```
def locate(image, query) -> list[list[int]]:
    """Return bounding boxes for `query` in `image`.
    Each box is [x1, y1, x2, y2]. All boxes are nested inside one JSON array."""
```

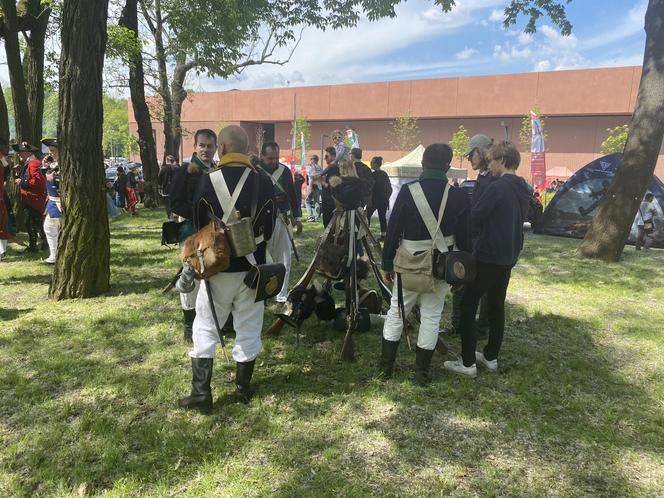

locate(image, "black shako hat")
[[41, 138, 58, 148], [12, 141, 39, 153]]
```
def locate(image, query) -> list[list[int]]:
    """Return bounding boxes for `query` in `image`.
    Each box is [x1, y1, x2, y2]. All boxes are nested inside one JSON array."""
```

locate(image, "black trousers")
[[322, 197, 335, 227], [451, 289, 489, 330], [24, 202, 46, 248], [367, 205, 388, 234], [459, 261, 513, 367]]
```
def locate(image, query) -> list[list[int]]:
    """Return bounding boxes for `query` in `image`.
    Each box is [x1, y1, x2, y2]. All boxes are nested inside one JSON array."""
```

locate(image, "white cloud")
[[196, 0, 507, 91], [533, 60, 552, 72], [456, 47, 479, 60], [582, 0, 646, 50], [488, 9, 504, 22]]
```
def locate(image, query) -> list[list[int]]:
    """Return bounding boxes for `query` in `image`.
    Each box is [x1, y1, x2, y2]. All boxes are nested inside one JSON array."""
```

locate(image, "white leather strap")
[[271, 164, 285, 183], [409, 182, 450, 252], [209, 168, 250, 224]]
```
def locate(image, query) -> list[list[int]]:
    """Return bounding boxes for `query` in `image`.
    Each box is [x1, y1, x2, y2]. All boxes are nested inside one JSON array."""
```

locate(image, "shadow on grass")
[[0, 307, 34, 322], [1, 223, 661, 495]]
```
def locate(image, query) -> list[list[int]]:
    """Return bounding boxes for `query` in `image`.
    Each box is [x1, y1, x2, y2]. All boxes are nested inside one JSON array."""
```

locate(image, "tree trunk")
[[24, 1, 51, 143], [170, 57, 192, 160], [151, 0, 177, 161], [120, 0, 160, 207], [1, 0, 32, 143], [578, 0, 664, 261], [49, 0, 110, 299], [0, 81, 9, 147]]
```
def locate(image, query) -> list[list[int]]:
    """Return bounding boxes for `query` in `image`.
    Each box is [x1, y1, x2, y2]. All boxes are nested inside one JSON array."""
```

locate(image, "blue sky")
[[197, 0, 647, 92]]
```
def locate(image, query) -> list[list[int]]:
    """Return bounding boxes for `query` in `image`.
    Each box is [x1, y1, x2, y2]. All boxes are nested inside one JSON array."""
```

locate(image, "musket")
[[265, 212, 339, 336]]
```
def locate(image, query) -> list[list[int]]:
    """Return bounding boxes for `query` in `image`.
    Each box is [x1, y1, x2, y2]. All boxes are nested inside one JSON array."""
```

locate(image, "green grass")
[[1, 209, 663, 497]]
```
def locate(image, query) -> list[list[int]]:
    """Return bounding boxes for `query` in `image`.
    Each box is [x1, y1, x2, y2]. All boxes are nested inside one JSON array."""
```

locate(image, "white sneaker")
[[475, 351, 498, 372], [444, 359, 477, 378], [44, 257, 56, 264]]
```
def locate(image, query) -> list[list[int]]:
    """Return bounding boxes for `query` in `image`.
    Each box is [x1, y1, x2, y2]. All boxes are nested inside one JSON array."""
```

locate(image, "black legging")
[[24, 202, 46, 248], [367, 205, 388, 234], [459, 261, 513, 366]]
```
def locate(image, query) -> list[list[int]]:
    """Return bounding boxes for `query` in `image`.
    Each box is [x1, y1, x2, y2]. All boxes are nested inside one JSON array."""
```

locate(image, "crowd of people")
[[0, 124, 657, 413], [0, 138, 61, 263], [156, 124, 537, 413]]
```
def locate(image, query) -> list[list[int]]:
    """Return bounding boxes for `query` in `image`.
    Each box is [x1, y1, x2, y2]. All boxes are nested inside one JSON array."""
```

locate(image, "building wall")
[[128, 66, 664, 179]]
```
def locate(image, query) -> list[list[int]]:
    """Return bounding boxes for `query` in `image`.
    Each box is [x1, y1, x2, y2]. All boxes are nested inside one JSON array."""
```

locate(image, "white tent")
[[383, 145, 468, 180]]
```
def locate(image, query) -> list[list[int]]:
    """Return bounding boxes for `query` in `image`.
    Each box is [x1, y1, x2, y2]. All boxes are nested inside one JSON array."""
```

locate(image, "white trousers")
[[179, 279, 201, 311], [382, 278, 449, 350], [43, 215, 60, 262], [178, 240, 200, 310], [266, 216, 291, 301], [190, 272, 264, 362], [0, 239, 6, 254]]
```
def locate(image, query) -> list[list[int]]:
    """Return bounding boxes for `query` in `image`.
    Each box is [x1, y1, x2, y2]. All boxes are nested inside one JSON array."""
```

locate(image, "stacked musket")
[[265, 176, 392, 361]]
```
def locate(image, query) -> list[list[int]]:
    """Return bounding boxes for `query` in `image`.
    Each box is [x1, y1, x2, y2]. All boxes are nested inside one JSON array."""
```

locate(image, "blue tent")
[[536, 153, 664, 248]]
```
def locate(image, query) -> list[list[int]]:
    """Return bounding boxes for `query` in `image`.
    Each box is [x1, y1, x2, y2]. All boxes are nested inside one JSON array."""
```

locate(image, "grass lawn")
[[1, 208, 663, 497]]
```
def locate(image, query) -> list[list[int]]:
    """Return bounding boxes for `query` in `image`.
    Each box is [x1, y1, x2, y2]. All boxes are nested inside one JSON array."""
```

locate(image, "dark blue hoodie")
[[472, 174, 532, 266]]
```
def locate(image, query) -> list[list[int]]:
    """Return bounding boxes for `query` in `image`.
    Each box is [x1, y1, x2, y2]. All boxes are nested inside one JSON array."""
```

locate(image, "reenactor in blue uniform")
[[258, 142, 302, 302]]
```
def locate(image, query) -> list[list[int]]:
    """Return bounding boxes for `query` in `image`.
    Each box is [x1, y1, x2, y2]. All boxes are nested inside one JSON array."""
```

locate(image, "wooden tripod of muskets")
[[265, 208, 397, 361]]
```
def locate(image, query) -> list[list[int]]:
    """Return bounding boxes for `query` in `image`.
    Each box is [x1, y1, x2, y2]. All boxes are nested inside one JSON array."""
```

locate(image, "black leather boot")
[[178, 357, 213, 414], [413, 346, 435, 386], [182, 309, 196, 343], [235, 360, 255, 404], [378, 338, 400, 379]]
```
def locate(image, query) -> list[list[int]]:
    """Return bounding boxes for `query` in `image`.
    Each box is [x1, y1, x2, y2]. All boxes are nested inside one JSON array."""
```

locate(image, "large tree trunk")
[[24, 1, 51, 143], [49, 0, 110, 299], [578, 0, 664, 261], [120, 0, 160, 207], [1, 0, 32, 143]]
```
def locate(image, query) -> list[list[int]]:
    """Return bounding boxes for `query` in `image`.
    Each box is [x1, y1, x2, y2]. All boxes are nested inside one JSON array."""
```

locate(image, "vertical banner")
[[291, 94, 297, 170], [345, 128, 360, 149], [530, 110, 546, 193]]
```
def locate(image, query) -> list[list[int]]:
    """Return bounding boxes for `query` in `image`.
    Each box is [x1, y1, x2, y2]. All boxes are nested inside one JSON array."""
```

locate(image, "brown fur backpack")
[[180, 218, 232, 279]]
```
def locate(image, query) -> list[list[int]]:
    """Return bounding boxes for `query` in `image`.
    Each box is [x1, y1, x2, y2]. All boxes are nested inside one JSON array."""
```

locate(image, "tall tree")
[[1, 0, 32, 142], [578, 0, 664, 260], [387, 113, 420, 154], [118, 0, 160, 207], [23, 0, 52, 143], [50, 0, 110, 299], [450, 125, 470, 167]]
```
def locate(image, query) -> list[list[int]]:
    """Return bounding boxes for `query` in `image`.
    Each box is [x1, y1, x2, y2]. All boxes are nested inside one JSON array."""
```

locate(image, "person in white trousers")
[[259, 142, 302, 302], [178, 125, 276, 414], [41, 139, 61, 264], [379, 143, 471, 386]]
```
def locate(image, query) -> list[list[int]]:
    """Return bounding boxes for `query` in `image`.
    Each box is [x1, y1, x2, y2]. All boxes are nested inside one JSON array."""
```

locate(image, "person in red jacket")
[[13, 141, 47, 252]]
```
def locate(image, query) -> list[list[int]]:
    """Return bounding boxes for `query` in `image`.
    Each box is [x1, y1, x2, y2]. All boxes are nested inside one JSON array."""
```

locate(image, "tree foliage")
[[600, 124, 629, 155], [102, 94, 135, 158], [449, 125, 470, 167], [290, 115, 311, 160], [387, 113, 420, 153], [519, 104, 548, 151]]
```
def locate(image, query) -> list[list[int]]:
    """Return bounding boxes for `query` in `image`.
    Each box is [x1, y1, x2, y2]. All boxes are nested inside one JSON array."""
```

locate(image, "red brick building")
[[129, 66, 664, 180]]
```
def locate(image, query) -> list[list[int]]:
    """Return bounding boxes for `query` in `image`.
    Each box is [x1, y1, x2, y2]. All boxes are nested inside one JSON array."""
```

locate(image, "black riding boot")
[[378, 338, 400, 379], [178, 357, 213, 414], [413, 346, 435, 386], [182, 309, 195, 343], [235, 360, 255, 404]]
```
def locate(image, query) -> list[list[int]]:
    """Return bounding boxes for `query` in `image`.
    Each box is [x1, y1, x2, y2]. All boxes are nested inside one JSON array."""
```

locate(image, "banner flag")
[[345, 129, 360, 149], [530, 110, 546, 192], [300, 131, 306, 167]]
